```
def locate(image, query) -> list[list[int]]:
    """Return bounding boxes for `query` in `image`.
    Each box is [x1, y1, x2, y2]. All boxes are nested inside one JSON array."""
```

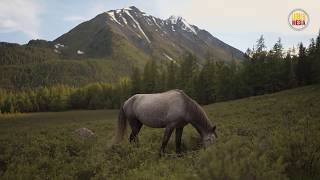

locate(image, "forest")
[[0, 33, 320, 113]]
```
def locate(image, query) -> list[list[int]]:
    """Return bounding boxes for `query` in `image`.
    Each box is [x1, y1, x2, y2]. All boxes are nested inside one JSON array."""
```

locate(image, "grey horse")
[[113, 89, 217, 155]]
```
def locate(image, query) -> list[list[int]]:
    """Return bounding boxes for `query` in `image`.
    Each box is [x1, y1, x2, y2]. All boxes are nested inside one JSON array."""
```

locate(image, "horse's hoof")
[[159, 151, 165, 157]]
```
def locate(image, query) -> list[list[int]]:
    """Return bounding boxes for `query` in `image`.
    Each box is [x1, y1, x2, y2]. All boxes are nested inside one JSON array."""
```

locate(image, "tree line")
[[1, 33, 319, 113]]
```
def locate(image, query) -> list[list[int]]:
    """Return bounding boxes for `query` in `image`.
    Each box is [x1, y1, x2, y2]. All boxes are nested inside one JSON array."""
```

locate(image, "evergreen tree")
[[256, 35, 267, 54], [87, 83, 104, 109], [296, 43, 311, 85], [314, 31, 320, 82], [307, 38, 320, 83], [37, 87, 50, 111], [118, 77, 132, 106], [166, 61, 178, 90], [215, 62, 237, 100], [283, 52, 296, 88], [157, 66, 166, 91], [270, 38, 284, 58], [178, 53, 198, 95], [142, 60, 158, 93], [244, 36, 269, 95], [130, 67, 142, 95], [195, 59, 216, 104], [266, 38, 284, 92]]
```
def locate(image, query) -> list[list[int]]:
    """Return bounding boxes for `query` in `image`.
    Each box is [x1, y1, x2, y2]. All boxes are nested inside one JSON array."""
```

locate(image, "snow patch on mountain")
[[166, 15, 197, 35], [121, 15, 127, 25], [124, 10, 151, 43], [171, 25, 175, 32], [168, 15, 180, 24], [163, 53, 176, 63], [152, 17, 161, 29], [180, 18, 197, 34], [107, 11, 122, 26], [77, 50, 84, 55], [145, 17, 153, 25], [54, 43, 64, 49]]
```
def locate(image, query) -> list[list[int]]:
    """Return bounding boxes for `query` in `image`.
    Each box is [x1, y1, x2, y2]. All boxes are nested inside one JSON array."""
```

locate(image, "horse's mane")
[[177, 90, 213, 131]]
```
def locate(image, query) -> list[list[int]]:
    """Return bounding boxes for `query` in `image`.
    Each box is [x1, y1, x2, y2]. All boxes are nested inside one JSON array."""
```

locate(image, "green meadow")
[[0, 85, 319, 179]]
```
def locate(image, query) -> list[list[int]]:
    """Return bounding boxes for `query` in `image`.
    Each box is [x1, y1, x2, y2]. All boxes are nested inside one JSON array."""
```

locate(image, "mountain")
[[54, 6, 243, 62], [0, 6, 244, 89]]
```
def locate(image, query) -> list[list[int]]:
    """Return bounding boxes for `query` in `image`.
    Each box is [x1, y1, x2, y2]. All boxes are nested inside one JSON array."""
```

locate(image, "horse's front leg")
[[175, 127, 183, 154], [160, 125, 174, 156]]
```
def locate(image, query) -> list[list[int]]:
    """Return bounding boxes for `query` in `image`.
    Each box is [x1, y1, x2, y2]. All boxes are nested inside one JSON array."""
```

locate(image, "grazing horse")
[[113, 89, 217, 155]]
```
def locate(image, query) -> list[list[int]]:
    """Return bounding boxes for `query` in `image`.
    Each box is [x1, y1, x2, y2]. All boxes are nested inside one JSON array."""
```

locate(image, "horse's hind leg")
[[160, 125, 174, 156], [175, 127, 184, 154], [128, 118, 142, 143]]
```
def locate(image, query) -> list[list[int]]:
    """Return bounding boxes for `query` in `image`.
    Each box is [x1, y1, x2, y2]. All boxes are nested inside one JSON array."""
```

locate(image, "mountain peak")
[[167, 15, 183, 24], [106, 6, 142, 14], [166, 15, 197, 34], [128, 6, 139, 11], [54, 6, 244, 62]]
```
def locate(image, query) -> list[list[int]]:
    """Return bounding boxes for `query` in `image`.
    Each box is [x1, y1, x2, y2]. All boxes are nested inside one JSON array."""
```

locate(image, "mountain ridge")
[[0, 6, 245, 89], [53, 6, 244, 62]]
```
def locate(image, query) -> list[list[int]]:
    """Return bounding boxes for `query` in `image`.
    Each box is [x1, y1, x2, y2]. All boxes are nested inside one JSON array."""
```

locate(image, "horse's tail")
[[112, 104, 127, 144]]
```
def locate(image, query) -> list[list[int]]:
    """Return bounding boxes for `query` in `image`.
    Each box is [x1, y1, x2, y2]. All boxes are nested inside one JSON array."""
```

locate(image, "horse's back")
[[124, 90, 186, 128]]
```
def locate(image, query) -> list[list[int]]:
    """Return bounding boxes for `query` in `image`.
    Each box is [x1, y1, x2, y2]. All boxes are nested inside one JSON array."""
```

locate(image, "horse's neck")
[[185, 98, 212, 137], [189, 116, 211, 137]]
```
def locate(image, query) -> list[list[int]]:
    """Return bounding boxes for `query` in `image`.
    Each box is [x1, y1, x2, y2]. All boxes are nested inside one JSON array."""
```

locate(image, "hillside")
[[54, 6, 243, 62], [0, 85, 319, 179], [0, 6, 244, 89]]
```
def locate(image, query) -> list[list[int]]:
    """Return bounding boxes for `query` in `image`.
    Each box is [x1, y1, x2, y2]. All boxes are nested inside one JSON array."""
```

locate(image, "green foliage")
[[2, 34, 320, 114], [0, 85, 319, 179], [177, 53, 199, 95], [142, 60, 159, 93], [197, 137, 287, 180], [130, 67, 142, 95], [194, 59, 216, 104], [0, 42, 58, 65], [0, 81, 132, 113]]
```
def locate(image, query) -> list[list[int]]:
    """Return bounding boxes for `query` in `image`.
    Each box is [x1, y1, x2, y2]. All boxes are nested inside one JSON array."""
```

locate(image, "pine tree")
[[142, 60, 158, 93], [130, 67, 142, 95], [267, 38, 284, 92], [195, 59, 216, 104], [166, 61, 178, 90], [314, 31, 320, 82], [270, 38, 284, 58], [178, 53, 198, 92], [256, 35, 267, 54], [283, 52, 296, 88], [296, 43, 311, 85], [118, 77, 132, 106], [37, 87, 50, 111]]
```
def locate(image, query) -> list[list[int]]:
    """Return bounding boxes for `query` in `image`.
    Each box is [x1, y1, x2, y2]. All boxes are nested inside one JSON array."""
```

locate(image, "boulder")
[[74, 128, 96, 140]]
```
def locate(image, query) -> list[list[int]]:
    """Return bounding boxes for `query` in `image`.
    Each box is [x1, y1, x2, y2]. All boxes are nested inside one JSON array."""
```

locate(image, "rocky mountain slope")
[[0, 6, 244, 89], [54, 6, 243, 62]]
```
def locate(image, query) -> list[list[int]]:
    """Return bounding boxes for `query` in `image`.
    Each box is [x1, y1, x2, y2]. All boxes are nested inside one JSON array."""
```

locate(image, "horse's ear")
[[212, 126, 216, 132]]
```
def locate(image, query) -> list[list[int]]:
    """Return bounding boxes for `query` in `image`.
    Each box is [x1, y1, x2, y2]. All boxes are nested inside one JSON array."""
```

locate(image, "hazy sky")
[[0, 0, 319, 52]]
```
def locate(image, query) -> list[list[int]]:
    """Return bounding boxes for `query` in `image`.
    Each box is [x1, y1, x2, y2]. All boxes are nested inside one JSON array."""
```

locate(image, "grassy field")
[[0, 85, 320, 179]]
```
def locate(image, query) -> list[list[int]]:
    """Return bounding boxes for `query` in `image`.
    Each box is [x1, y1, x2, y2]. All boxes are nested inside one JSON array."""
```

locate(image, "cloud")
[[0, 0, 43, 39]]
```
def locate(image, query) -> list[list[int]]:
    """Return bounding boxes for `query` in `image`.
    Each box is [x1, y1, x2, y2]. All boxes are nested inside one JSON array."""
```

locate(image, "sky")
[[0, 0, 319, 52]]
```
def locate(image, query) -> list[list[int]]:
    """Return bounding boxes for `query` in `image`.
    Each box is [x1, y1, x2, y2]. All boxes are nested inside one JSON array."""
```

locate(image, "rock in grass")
[[74, 128, 96, 140]]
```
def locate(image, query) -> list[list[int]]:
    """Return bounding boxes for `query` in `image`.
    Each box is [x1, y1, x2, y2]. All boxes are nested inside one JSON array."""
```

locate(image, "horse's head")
[[203, 125, 217, 148]]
